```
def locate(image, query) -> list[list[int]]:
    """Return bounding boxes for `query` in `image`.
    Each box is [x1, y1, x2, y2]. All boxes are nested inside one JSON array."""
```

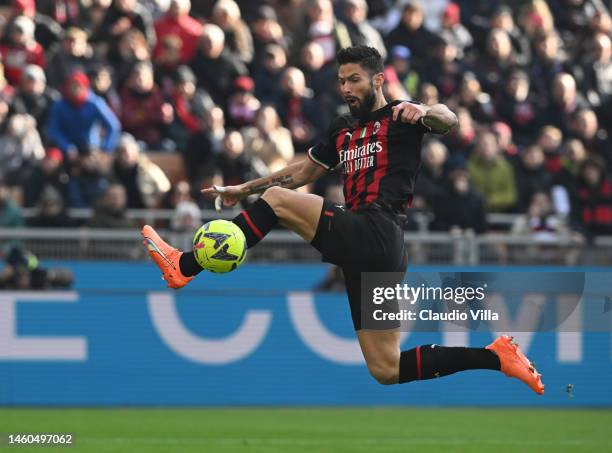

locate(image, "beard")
[[347, 84, 377, 120]]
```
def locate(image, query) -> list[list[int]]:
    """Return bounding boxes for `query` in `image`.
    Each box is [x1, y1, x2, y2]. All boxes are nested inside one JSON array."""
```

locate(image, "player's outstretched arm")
[[392, 101, 458, 135], [201, 158, 327, 211]]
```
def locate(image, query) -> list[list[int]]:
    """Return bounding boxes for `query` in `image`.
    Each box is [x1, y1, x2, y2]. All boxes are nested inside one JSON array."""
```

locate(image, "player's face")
[[338, 63, 380, 119]]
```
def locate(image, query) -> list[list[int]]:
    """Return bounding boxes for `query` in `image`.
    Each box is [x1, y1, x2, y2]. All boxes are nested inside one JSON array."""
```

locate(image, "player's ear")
[[372, 72, 385, 89]]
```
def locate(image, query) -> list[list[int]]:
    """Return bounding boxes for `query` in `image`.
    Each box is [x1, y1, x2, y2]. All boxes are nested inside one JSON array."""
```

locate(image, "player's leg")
[[144, 187, 324, 287]]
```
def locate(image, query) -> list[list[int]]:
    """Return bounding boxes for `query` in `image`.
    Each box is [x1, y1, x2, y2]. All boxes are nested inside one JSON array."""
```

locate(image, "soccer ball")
[[192, 220, 247, 273]]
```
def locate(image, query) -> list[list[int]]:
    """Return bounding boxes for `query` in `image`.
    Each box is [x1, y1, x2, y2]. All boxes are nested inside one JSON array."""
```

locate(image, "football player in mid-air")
[[142, 46, 544, 394]]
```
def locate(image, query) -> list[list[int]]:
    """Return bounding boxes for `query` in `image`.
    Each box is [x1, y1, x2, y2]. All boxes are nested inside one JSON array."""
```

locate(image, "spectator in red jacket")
[[120, 62, 174, 149], [153, 0, 203, 64], [0, 15, 45, 86]]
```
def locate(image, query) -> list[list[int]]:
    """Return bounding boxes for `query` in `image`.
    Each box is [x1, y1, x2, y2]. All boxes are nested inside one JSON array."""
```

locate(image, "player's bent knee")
[[261, 186, 288, 209], [367, 363, 399, 386]]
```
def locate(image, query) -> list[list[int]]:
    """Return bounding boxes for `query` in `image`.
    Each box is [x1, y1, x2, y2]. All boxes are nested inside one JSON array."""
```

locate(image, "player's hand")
[[201, 184, 248, 212], [392, 101, 429, 124]]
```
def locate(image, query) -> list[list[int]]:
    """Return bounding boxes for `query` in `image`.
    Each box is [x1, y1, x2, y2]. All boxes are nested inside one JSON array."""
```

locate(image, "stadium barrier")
[[0, 263, 610, 406], [1, 227, 611, 265]]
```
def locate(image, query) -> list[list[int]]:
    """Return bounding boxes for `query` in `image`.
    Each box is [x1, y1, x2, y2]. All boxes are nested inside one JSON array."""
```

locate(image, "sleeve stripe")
[[307, 147, 331, 170]]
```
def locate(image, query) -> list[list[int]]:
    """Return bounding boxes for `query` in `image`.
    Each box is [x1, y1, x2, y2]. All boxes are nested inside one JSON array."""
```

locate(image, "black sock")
[[398, 345, 501, 383], [179, 252, 203, 277], [232, 198, 278, 248]]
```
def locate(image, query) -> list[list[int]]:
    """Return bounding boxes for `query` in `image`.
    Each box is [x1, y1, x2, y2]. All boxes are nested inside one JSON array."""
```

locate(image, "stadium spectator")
[[439, 2, 473, 60], [249, 5, 286, 65], [216, 129, 267, 189], [10, 65, 59, 142], [468, 130, 517, 213], [514, 145, 553, 212], [211, 0, 253, 65], [579, 32, 612, 108], [253, 43, 287, 105], [275, 66, 322, 152], [93, 0, 156, 49], [241, 104, 294, 172], [300, 41, 336, 100], [108, 29, 152, 88], [65, 151, 109, 208], [450, 72, 495, 124], [414, 139, 449, 209], [184, 105, 224, 185], [0, 15, 45, 85], [512, 191, 568, 239], [473, 28, 517, 100], [87, 183, 133, 229], [47, 71, 121, 159], [8, 0, 64, 51], [0, 113, 44, 186], [423, 37, 463, 100], [496, 70, 539, 145], [89, 64, 121, 115], [442, 107, 477, 157], [342, 0, 387, 61], [167, 65, 213, 151], [575, 155, 612, 238], [153, 34, 183, 89], [46, 27, 97, 90], [23, 147, 69, 208], [170, 199, 201, 232], [489, 5, 531, 66], [119, 62, 174, 149], [153, 0, 203, 64], [110, 133, 171, 209], [529, 30, 568, 107], [27, 186, 75, 228], [431, 165, 487, 234], [537, 125, 564, 173], [385, 45, 420, 100], [291, 0, 351, 66], [226, 75, 260, 128], [0, 177, 23, 228], [551, 138, 587, 219], [190, 23, 248, 107], [541, 72, 589, 134], [385, 1, 439, 65], [569, 108, 611, 169]]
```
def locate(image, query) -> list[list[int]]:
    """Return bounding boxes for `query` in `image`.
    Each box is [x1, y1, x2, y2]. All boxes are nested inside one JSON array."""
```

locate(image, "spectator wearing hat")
[[10, 65, 59, 141], [46, 27, 97, 90], [23, 147, 69, 208], [120, 62, 174, 149], [211, 0, 254, 65], [468, 130, 517, 213], [167, 65, 214, 151], [385, 45, 420, 100], [153, 0, 203, 64], [0, 15, 45, 85], [7, 0, 63, 51], [439, 2, 473, 60], [385, 1, 439, 65], [190, 23, 248, 108], [226, 75, 260, 128], [343, 0, 387, 60], [47, 71, 121, 160], [110, 133, 171, 209]]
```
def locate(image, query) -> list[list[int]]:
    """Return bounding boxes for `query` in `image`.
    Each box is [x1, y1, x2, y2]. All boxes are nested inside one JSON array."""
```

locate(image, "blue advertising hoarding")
[[1, 263, 611, 406]]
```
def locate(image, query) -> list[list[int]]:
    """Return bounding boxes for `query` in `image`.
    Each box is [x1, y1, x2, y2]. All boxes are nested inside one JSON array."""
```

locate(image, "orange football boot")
[[141, 225, 193, 289], [486, 335, 545, 395]]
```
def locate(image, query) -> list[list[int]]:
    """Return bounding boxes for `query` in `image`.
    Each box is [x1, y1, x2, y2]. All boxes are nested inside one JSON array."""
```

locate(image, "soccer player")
[[142, 46, 544, 394]]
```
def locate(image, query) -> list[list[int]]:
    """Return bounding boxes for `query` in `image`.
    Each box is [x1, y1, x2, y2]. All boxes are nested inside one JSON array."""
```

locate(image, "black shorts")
[[311, 200, 408, 330]]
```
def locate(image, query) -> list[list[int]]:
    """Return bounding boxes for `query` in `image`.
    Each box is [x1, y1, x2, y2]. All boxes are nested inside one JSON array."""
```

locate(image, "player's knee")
[[367, 363, 399, 386], [262, 186, 290, 217]]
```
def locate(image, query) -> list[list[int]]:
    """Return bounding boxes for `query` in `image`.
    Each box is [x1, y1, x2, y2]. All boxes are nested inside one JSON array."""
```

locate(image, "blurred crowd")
[[0, 0, 611, 243]]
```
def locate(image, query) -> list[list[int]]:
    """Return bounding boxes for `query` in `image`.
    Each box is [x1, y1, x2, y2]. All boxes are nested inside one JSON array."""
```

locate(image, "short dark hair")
[[336, 46, 384, 75]]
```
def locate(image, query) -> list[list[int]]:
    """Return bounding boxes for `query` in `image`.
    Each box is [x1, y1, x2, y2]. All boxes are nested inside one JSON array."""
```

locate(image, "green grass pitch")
[[1, 408, 611, 452]]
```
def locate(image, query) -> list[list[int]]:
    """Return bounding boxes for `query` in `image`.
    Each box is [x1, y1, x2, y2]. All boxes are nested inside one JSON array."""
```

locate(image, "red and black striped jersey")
[[308, 100, 430, 213]]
